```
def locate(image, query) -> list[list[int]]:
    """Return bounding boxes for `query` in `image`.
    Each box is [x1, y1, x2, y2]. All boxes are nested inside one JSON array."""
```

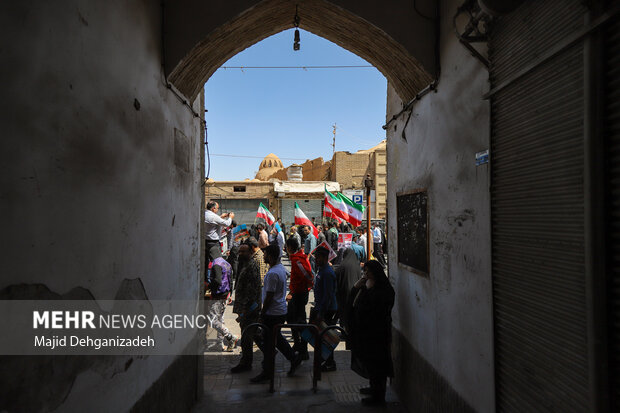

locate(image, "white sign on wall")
[[342, 189, 375, 204]]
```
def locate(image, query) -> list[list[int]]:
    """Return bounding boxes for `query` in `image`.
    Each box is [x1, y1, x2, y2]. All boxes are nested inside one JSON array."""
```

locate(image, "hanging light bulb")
[[293, 5, 300, 51], [293, 28, 300, 51]]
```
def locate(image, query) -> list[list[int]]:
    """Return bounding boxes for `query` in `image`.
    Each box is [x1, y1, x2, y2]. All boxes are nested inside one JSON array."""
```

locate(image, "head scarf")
[[363, 260, 389, 287], [336, 249, 361, 302]]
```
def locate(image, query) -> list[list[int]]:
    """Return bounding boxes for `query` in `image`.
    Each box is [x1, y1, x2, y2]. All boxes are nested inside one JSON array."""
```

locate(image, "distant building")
[[206, 140, 387, 225], [205, 180, 340, 227], [331, 140, 386, 219]]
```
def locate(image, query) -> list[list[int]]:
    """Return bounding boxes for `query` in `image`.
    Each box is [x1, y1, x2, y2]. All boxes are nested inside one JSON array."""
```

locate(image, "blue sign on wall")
[[476, 149, 489, 166], [352, 194, 363, 204]]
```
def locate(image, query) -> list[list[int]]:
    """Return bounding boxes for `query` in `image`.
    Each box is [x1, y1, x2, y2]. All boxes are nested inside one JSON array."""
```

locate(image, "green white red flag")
[[338, 192, 364, 227], [323, 204, 343, 223], [324, 188, 349, 222], [294, 202, 319, 238], [324, 186, 364, 227], [256, 202, 275, 225]]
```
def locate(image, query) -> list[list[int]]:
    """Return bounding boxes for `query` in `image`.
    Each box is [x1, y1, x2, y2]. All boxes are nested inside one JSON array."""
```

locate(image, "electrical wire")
[[334, 126, 382, 147], [210, 154, 308, 160], [205, 127, 211, 180]]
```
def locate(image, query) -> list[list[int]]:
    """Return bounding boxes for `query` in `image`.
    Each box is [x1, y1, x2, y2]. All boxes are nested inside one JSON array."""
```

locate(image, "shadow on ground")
[[192, 348, 405, 412]]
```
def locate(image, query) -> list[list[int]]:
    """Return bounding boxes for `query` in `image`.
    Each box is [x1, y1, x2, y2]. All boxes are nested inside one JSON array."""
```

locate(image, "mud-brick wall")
[[333, 151, 375, 189], [374, 149, 387, 219], [0, 0, 203, 411], [206, 181, 273, 200]]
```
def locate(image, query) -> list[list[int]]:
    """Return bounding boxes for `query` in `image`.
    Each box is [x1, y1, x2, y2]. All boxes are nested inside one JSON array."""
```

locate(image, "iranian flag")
[[294, 202, 319, 238], [256, 202, 275, 225], [338, 192, 365, 227], [324, 188, 349, 222], [323, 204, 342, 223]]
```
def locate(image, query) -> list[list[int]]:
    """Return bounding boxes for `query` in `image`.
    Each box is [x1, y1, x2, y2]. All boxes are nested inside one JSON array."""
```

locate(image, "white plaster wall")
[[1, 0, 202, 411], [387, 0, 493, 411]]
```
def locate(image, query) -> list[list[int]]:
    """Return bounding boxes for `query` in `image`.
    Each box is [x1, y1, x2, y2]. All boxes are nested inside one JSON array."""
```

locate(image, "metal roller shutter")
[[489, 1, 589, 411], [280, 199, 323, 228], [216, 198, 268, 226], [606, 13, 620, 412]]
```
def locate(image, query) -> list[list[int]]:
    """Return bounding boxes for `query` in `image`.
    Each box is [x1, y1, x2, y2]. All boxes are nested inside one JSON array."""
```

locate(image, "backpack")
[[207, 257, 232, 295]]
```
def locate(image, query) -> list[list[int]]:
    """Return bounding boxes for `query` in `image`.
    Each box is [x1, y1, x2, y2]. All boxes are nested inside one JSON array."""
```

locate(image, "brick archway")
[[164, 0, 436, 102]]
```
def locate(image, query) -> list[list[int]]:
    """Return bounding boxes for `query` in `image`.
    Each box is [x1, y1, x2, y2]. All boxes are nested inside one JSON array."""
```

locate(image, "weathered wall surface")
[[0, 0, 203, 411], [269, 167, 291, 181], [332, 151, 375, 189], [206, 181, 274, 200], [374, 149, 387, 219], [386, 0, 493, 411], [269, 157, 331, 182], [298, 157, 331, 181]]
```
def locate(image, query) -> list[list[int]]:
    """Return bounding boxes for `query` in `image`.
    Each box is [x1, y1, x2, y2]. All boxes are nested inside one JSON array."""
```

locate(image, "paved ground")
[[192, 255, 404, 412]]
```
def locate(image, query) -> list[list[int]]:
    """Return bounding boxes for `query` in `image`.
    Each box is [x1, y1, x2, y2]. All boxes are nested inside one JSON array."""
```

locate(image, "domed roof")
[[259, 153, 283, 169], [255, 153, 284, 180]]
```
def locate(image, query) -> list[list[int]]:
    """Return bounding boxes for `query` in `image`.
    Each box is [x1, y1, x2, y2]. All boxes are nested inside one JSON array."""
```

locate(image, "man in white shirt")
[[270, 224, 285, 258], [276, 226, 285, 257], [205, 201, 234, 262], [372, 223, 385, 266], [357, 227, 367, 252], [372, 223, 382, 245]]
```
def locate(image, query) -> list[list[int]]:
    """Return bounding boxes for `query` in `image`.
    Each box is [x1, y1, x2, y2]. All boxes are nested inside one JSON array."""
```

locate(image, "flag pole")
[[364, 174, 373, 261]]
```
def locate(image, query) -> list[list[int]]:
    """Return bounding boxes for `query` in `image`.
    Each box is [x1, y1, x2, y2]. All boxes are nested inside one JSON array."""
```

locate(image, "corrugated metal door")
[[280, 199, 323, 227], [489, 0, 589, 411], [216, 198, 268, 226], [606, 13, 620, 412]]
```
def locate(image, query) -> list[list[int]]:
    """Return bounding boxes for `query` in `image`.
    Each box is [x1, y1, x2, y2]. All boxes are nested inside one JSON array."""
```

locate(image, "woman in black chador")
[[347, 260, 395, 406], [335, 248, 360, 331]]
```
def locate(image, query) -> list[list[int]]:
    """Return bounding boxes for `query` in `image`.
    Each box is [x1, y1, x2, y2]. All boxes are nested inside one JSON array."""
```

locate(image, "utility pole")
[[364, 174, 373, 261], [332, 123, 337, 156]]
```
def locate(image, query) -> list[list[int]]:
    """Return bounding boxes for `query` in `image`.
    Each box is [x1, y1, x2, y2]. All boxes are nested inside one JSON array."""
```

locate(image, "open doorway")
[[198, 28, 398, 409]]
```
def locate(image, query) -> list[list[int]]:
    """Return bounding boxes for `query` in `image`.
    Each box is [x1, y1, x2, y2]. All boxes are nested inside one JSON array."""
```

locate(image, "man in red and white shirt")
[[286, 236, 314, 360]]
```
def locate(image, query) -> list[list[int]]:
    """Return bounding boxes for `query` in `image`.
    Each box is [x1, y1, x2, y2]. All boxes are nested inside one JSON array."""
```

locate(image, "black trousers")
[[287, 291, 309, 354], [257, 314, 295, 372], [238, 311, 260, 366], [369, 374, 387, 400]]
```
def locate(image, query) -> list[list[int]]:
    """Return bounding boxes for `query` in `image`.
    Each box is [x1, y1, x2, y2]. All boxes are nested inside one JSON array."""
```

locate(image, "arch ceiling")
[[164, 0, 437, 102]]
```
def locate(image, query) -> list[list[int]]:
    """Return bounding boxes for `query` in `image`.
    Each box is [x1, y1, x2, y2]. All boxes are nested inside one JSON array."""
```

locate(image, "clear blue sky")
[[203, 29, 387, 181]]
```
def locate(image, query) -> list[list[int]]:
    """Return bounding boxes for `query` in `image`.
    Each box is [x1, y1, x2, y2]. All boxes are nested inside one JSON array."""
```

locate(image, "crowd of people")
[[203, 200, 394, 406]]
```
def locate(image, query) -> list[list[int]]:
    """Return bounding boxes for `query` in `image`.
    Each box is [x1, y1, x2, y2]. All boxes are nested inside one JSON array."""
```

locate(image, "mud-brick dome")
[[255, 153, 284, 180]]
